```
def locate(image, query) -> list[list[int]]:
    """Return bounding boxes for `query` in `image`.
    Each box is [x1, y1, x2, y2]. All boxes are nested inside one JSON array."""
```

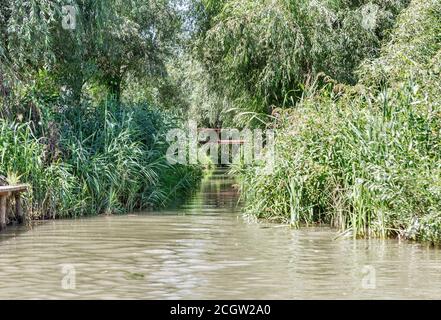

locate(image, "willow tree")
[[192, 0, 410, 124], [0, 0, 181, 102]]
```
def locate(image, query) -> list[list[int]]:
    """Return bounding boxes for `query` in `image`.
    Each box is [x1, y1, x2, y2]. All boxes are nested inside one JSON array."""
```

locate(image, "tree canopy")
[[1, 0, 181, 102], [191, 0, 410, 124]]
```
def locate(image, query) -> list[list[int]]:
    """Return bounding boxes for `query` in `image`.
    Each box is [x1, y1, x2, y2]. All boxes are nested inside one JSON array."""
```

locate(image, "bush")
[[0, 99, 202, 219]]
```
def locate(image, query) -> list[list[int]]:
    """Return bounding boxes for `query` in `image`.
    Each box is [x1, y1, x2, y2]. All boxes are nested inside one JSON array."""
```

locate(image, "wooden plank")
[[218, 140, 245, 145], [0, 184, 28, 196], [0, 195, 7, 230], [15, 193, 23, 224], [199, 128, 221, 132]]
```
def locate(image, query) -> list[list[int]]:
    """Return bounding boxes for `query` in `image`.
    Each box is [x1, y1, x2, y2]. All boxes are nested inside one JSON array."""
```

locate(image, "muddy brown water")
[[1, 169, 441, 299]]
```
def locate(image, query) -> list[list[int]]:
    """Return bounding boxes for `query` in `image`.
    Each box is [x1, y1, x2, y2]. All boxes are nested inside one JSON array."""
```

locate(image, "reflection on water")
[[1, 169, 441, 299]]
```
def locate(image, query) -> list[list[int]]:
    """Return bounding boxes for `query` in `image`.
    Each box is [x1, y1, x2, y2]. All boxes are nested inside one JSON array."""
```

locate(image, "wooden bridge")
[[198, 128, 246, 145], [0, 184, 28, 231]]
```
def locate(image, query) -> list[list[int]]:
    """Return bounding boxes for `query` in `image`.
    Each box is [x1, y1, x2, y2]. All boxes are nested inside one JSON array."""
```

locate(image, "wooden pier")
[[0, 184, 28, 231], [198, 128, 246, 145]]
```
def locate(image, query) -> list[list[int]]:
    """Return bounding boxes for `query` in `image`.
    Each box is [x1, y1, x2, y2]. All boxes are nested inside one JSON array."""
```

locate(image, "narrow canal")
[[1, 169, 441, 299]]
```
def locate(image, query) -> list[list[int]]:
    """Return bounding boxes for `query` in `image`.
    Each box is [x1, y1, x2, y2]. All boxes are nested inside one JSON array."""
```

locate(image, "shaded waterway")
[[1, 169, 441, 299]]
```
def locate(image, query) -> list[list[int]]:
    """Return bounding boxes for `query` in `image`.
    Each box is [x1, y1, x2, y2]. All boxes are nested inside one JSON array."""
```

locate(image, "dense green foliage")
[[0, 97, 201, 219], [1, 0, 440, 246], [192, 0, 409, 125], [1, 0, 181, 101], [235, 0, 441, 243], [0, 0, 202, 220]]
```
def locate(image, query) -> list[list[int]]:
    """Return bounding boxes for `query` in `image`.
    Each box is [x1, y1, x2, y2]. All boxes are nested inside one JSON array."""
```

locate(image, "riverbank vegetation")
[[1, 0, 440, 244], [0, 0, 201, 219], [230, 0, 441, 243]]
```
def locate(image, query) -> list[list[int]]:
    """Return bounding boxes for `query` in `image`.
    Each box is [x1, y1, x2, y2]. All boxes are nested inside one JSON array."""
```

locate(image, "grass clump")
[[0, 100, 202, 219]]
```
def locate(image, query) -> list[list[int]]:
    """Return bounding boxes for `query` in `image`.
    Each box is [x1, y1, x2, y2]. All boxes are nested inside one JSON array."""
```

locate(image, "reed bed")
[[234, 0, 441, 243], [0, 100, 201, 219]]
